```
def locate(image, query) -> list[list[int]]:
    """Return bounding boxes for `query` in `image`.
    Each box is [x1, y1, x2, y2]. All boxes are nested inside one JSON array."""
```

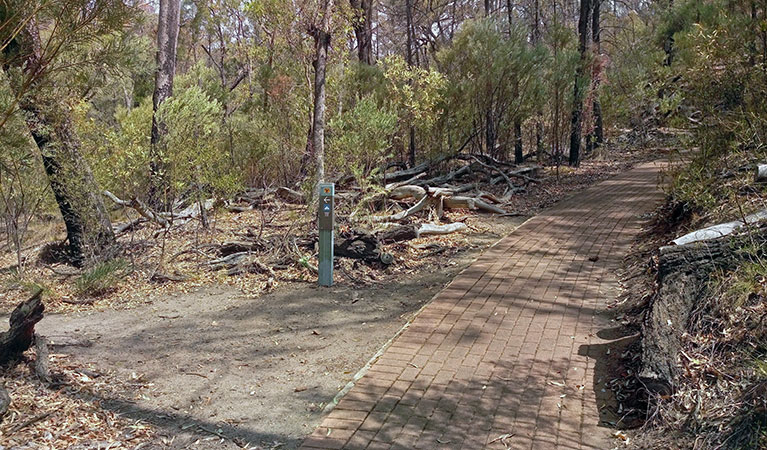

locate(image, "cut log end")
[[756, 164, 767, 182]]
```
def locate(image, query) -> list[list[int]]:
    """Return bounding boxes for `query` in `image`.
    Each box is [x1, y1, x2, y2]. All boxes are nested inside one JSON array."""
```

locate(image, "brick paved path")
[[301, 162, 665, 450]]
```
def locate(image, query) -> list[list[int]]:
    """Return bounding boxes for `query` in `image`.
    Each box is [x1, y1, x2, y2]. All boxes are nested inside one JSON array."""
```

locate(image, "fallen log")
[[0, 289, 44, 365], [113, 217, 147, 235], [377, 224, 419, 243], [373, 194, 430, 222], [219, 240, 264, 256], [470, 155, 516, 191], [385, 173, 426, 191], [208, 252, 276, 277], [641, 223, 767, 390], [418, 222, 467, 236], [671, 209, 767, 245], [376, 223, 467, 243], [389, 185, 426, 201], [443, 196, 506, 214], [170, 198, 215, 225], [227, 256, 276, 277], [275, 187, 304, 204], [415, 164, 472, 187], [490, 166, 540, 185]]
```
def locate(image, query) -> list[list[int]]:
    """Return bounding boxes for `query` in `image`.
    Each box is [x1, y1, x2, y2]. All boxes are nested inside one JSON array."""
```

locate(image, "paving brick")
[[300, 162, 665, 449]]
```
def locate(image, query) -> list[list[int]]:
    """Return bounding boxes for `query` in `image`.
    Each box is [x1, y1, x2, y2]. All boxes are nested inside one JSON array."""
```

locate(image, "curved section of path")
[[301, 161, 665, 450]]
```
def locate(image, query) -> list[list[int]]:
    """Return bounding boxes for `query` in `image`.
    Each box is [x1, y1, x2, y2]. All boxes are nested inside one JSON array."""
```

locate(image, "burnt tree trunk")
[[335, 229, 393, 264], [377, 224, 419, 243], [568, 0, 592, 167], [0, 290, 44, 366], [149, 0, 182, 209], [7, 18, 116, 266]]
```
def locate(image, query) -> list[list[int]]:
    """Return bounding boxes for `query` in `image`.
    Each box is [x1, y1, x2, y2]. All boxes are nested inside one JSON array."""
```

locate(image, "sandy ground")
[[34, 217, 524, 449]]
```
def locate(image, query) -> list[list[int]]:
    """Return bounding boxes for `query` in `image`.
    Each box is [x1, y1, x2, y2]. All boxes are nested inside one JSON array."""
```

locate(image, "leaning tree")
[[0, 0, 133, 266]]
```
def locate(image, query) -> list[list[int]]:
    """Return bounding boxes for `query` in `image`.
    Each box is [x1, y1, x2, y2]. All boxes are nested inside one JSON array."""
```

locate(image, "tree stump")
[[0, 289, 45, 366]]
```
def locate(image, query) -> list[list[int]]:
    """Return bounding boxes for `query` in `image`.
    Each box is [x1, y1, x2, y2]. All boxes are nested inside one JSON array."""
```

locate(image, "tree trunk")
[[514, 119, 523, 163], [589, 0, 603, 150], [406, 0, 417, 167], [7, 19, 116, 266], [350, 0, 373, 64], [149, 0, 182, 209], [532, 0, 544, 162], [486, 108, 497, 157], [568, 0, 592, 167], [311, 0, 334, 184]]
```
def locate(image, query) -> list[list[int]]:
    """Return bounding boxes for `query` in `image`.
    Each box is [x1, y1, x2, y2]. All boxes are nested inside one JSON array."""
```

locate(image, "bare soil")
[[34, 217, 523, 449]]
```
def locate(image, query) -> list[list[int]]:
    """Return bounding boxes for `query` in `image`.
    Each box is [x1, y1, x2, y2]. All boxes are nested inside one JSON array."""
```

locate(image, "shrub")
[[74, 258, 130, 297]]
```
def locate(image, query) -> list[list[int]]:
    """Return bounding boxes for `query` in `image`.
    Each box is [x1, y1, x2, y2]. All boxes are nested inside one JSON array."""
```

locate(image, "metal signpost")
[[318, 183, 334, 286]]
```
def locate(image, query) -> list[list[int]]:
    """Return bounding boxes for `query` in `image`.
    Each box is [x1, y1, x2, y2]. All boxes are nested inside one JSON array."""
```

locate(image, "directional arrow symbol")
[[323, 197, 331, 204]]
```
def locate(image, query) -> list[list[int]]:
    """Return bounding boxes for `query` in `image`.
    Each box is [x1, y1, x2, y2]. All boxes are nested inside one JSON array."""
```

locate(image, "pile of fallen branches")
[[103, 191, 215, 235], [99, 154, 537, 281], [203, 154, 537, 275]]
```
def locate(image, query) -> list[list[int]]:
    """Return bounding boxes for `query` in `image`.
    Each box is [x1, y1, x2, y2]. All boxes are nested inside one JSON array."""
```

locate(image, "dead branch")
[[113, 217, 147, 234], [275, 187, 304, 204], [373, 193, 430, 222], [470, 155, 517, 191], [418, 222, 468, 236], [103, 190, 169, 227], [389, 185, 426, 201], [443, 196, 506, 214]]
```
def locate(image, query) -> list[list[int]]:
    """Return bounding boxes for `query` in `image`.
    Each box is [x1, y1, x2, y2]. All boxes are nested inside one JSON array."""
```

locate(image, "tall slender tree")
[[149, 0, 182, 208], [568, 0, 593, 167], [587, 0, 603, 151], [311, 0, 334, 183], [405, 0, 417, 166], [507, 0, 523, 163]]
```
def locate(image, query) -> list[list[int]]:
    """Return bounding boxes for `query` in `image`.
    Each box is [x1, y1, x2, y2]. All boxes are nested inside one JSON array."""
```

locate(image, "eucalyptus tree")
[[0, 0, 135, 266], [149, 0, 182, 208]]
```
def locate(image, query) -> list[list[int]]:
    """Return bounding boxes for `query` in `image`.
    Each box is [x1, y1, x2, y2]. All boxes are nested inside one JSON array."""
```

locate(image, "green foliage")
[[77, 97, 153, 198], [437, 19, 546, 156], [74, 258, 130, 297], [327, 96, 396, 177], [379, 55, 446, 160], [156, 85, 240, 200], [601, 12, 666, 129]]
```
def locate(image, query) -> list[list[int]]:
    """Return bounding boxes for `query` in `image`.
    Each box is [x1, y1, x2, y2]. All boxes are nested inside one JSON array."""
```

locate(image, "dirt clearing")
[[31, 217, 522, 449]]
